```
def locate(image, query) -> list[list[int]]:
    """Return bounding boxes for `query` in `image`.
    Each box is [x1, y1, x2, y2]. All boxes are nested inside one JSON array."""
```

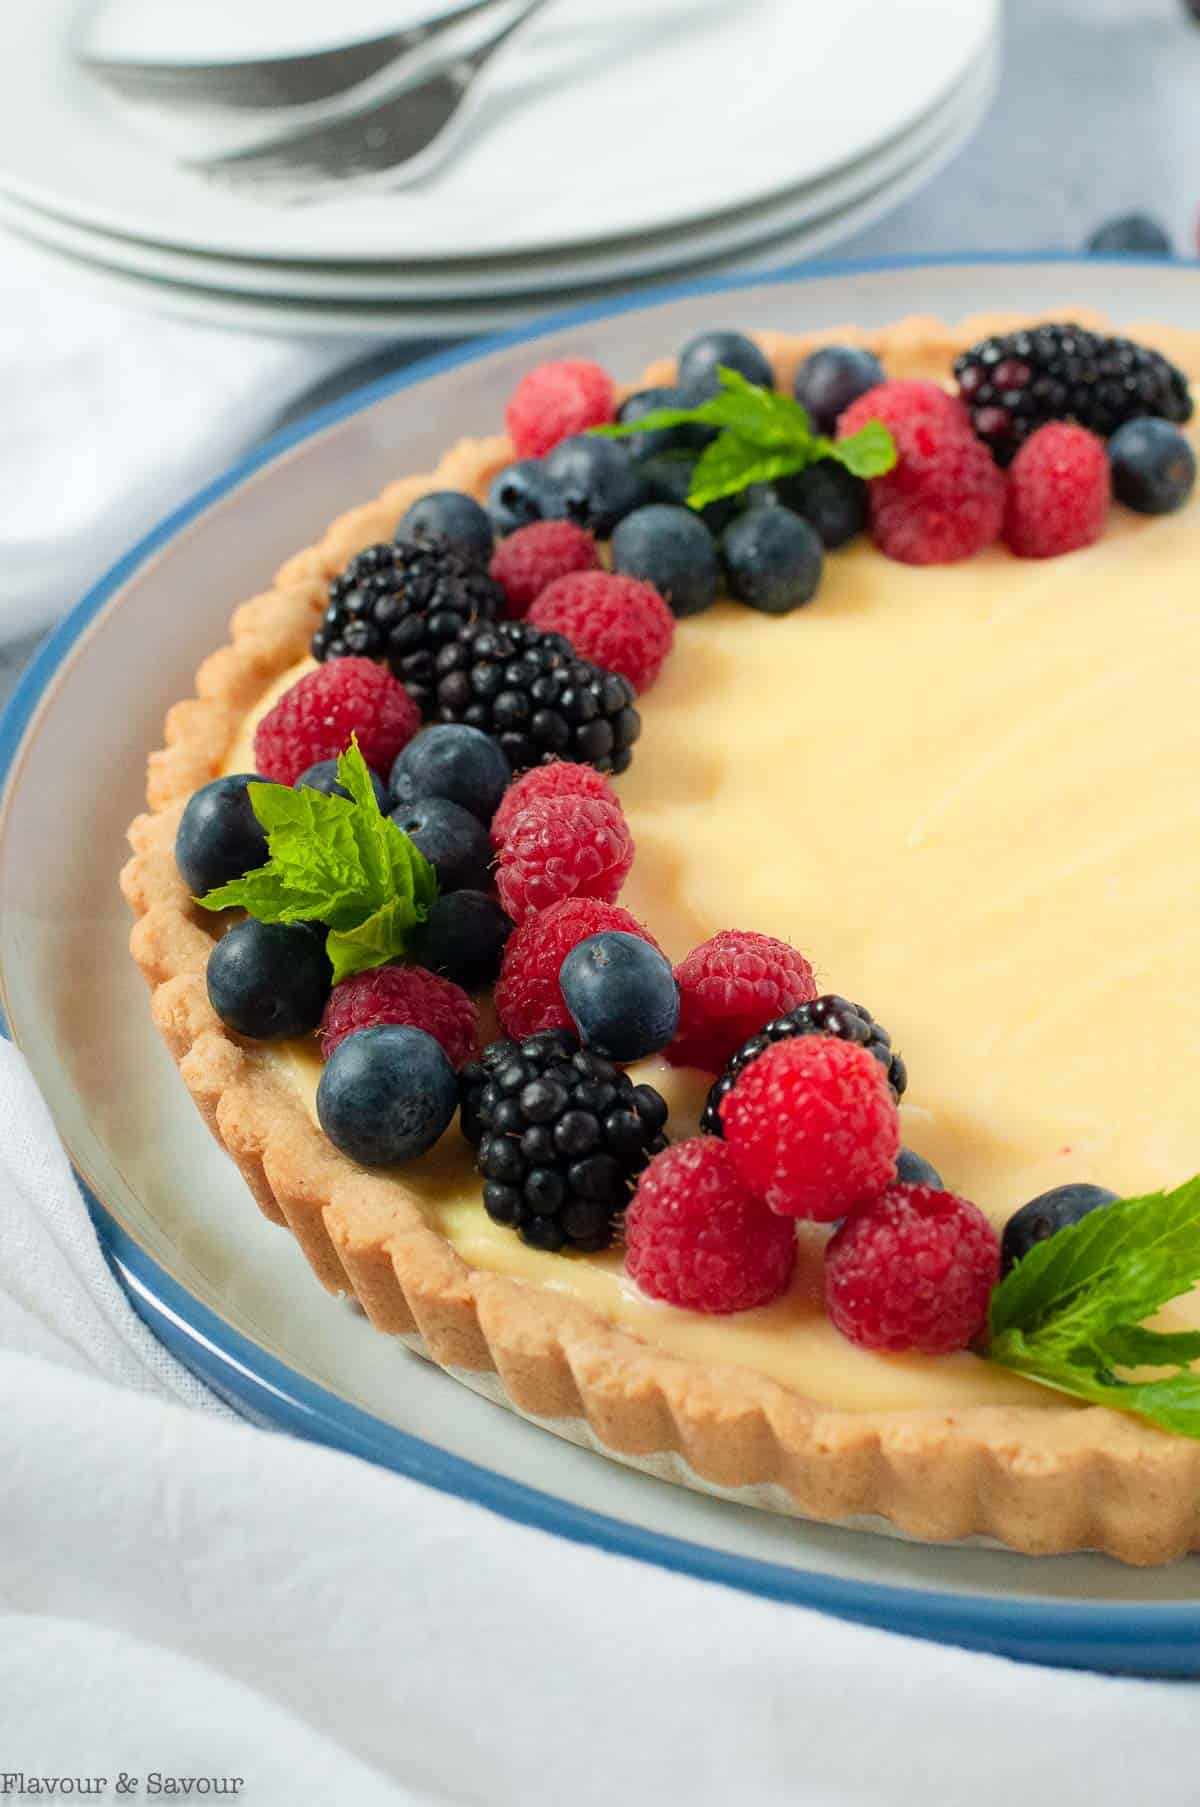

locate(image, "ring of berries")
[[187, 323, 1200, 1403]]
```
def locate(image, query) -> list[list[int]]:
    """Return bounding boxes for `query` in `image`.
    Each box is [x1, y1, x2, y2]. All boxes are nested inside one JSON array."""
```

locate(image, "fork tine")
[[79, 0, 512, 113], [187, 0, 548, 196]]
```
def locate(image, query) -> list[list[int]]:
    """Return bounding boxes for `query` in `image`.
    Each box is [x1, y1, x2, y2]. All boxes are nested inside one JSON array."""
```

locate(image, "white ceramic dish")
[[0, 39, 997, 304], [0, 69, 996, 340], [0, 0, 998, 262], [4, 259, 1200, 1674]]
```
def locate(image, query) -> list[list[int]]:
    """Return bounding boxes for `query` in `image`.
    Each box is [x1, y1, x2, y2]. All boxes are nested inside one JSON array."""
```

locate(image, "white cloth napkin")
[[1, 1033, 1199, 1805], [0, 235, 358, 643]]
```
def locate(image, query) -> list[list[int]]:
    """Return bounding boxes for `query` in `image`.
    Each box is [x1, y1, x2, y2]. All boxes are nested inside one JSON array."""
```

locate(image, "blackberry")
[[460, 1029, 669, 1251], [701, 994, 906, 1137], [312, 536, 503, 717], [954, 322, 1193, 465], [432, 618, 641, 776]]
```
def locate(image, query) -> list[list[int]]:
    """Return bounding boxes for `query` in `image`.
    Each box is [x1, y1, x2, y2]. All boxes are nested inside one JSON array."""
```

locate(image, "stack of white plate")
[[0, 0, 1000, 336]]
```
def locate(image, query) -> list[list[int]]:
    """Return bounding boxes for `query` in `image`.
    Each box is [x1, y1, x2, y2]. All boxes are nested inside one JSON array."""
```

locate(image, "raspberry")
[[319, 964, 479, 1067], [527, 570, 675, 694], [253, 657, 420, 786], [505, 359, 616, 459], [489, 521, 599, 618], [837, 378, 971, 440], [494, 897, 661, 1041], [496, 794, 634, 924], [720, 1036, 899, 1221], [666, 930, 817, 1074], [868, 414, 1006, 565], [625, 1138, 796, 1314], [1003, 421, 1110, 558], [825, 1183, 1000, 1353], [491, 760, 620, 850]]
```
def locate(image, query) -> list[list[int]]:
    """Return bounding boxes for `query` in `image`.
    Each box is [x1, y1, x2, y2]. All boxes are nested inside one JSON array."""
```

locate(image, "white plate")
[[3, 259, 1200, 1673], [0, 0, 998, 262], [0, 70, 997, 340], [0, 38, 997, 302]]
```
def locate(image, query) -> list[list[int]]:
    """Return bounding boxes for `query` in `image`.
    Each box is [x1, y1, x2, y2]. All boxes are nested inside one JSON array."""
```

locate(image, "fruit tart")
[[124, 311, 1200, 1565]]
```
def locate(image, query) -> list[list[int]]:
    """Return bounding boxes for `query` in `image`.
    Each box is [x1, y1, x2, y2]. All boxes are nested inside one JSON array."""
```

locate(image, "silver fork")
[[77, 0, 512, 112], [183, 0, 551, 198]]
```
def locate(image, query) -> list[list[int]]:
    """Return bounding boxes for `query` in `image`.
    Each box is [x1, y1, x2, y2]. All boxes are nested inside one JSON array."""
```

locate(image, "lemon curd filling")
[[222, 394, 1200, 1415]]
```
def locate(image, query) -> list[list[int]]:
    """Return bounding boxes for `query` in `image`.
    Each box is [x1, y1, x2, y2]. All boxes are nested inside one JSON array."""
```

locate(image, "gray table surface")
[[4, 0, 1197, 710]]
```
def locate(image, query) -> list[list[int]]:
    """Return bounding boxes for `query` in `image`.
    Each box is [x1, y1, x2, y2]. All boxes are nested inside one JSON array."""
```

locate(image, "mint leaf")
[[198, 740, 437, 983], [990, 1329, 1200, 1438], [988, 1175, 1200, 1437], [327, 895, 425, 987], [1096, 1324, 1200, 1366], [594, 366, 895, 508], [826, 418, 897, 479], [686, 434, 810, 508], [989, 1178, 1200, 1340]]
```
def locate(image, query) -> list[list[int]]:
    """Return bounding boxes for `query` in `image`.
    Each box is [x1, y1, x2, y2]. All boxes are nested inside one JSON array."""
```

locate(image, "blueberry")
[[1108, 417, 1197, 515], [611, 504, 721, 618], [414, 889, 514, 991], [206, 919, 331, 1040], [488, 460, 553, 537], [1001, 1182, 1120, 1275], [721, 505, 824, 614], [542, 435, 648, 536], [895, 1148, 944, 1189], [295, 758, 389, 811], [677, 329, 773, 402], [769, 463, 868, 549], [617, 386, 714, 460], [1085, 212, 1172, 257], [792, 346, 885, 434], [396, 490, 494, 561], [636, 454, 740, 536], [175, 773, 269, 895], [389, 724, 511, 822], [560, 931, 680, 1062], [317, 1024, 458, 1166], [389, 796, 492, 891]]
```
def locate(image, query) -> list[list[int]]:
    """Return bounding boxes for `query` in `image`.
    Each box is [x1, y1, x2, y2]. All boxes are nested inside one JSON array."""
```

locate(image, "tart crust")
[[122, 314, 1200, 1565]]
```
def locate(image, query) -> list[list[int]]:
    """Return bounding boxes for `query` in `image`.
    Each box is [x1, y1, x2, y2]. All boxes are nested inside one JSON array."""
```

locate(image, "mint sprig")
[[198, 740, 437, 986], [593, 366, 896, 508], [989, 1175, 1200, 1436]]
